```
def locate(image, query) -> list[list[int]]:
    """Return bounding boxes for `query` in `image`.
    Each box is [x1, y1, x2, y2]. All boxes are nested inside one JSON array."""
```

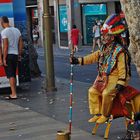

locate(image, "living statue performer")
[[70, 14, 134, 124]]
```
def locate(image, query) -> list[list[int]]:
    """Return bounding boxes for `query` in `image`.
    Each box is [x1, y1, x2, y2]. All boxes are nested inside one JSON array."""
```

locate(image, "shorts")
[[4, 54, 18, 78], [94, 36, 101, 41]]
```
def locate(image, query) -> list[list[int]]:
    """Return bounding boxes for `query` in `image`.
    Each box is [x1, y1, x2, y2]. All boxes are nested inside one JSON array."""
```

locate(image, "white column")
[[37, 0, 44, 47]]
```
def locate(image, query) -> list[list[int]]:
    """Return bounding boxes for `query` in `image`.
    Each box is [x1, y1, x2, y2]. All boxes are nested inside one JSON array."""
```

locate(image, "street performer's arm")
[[70, 50, 100, 65], [78, 50, 100, 65], [116, 52, 130, 89]]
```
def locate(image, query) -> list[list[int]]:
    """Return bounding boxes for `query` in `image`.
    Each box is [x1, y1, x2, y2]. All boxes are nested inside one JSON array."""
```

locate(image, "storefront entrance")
[[82, 4, 107, 45]]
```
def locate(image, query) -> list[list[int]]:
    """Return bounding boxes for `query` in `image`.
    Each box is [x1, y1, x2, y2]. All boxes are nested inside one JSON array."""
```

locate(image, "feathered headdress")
[[101, 13, 126, 35]]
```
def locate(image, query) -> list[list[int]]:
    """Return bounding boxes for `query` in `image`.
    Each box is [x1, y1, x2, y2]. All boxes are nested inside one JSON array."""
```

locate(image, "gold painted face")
[[101, 33, 114, 45]]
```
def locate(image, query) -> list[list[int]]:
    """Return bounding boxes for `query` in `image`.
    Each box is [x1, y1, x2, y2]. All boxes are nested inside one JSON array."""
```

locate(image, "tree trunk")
[[28, 42, 41, 77], [120, 0, 140, 75]]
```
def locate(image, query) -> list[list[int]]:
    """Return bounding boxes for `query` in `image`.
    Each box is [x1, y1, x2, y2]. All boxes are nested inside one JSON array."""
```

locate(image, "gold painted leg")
[[104, 115, 113, 139], [104, 122, 112, 139], [92, 123, 99, 135]]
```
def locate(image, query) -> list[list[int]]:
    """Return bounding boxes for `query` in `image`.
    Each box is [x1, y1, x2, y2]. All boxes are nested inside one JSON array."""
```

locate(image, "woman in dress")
[[71, 25, 82, 52]]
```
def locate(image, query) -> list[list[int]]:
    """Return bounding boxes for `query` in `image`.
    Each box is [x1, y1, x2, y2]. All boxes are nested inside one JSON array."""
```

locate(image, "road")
[[38, 53, 140, 90], [38, 55, 98, 83]]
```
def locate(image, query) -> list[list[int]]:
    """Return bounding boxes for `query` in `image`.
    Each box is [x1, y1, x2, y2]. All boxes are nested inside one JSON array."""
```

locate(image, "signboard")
[[0, 0, 12, 3], [0, 2, 13, 18], [59, 5, 68, 32], [13, 0, 27, 39], [83, 4, 107, 15], [0, 1, 14, 28], [13, 0, 26, 21]]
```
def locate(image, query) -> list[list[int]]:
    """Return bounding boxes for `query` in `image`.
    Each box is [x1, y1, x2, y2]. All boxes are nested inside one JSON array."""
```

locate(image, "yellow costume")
[[71, 14, 132, 124], [78, 43, 131, 123]]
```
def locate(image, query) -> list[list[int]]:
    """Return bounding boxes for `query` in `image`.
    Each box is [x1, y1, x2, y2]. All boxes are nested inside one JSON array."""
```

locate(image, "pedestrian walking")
[[92, 20, 101, 52], [71, 24, 82, 53], [0, 16, 23, 99], [32, 26, 39, 48]]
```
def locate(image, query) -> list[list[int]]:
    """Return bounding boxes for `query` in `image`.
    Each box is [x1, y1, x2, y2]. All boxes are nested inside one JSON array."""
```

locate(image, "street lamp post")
[[43, 0, 56, 91]]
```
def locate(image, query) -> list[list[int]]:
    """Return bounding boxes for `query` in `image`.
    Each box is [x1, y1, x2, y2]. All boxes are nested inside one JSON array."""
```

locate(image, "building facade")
[[77, 0, 121, 45], [55, 0, 121, 46], [59, 0, 121, 45], [28, 0, 121, 47]]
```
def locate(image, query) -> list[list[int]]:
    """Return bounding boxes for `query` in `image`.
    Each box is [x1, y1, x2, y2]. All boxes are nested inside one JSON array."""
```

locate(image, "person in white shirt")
[[92, 21, 101, 52], [0, 16, 23, 99]]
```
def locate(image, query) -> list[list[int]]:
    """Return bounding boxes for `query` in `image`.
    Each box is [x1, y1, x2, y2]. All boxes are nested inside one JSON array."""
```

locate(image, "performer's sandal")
[[88, 115, 101, 123], [96, 115, 108, 124]]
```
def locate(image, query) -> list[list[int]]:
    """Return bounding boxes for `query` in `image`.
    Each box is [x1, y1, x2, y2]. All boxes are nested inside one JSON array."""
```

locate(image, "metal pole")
[[66, 0, 73, 134], [69, 60, 73, 134], [43, 0, 56, 91]]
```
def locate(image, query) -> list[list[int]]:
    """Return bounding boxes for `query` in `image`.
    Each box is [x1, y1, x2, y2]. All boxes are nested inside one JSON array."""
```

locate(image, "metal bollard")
[[57, 130, 71, 140]]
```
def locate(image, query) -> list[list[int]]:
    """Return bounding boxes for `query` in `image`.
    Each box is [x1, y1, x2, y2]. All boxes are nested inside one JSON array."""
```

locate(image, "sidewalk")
[[0, 78, 105, 140], [0, 101, 101, 140], [0, 77, 126, 140]]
